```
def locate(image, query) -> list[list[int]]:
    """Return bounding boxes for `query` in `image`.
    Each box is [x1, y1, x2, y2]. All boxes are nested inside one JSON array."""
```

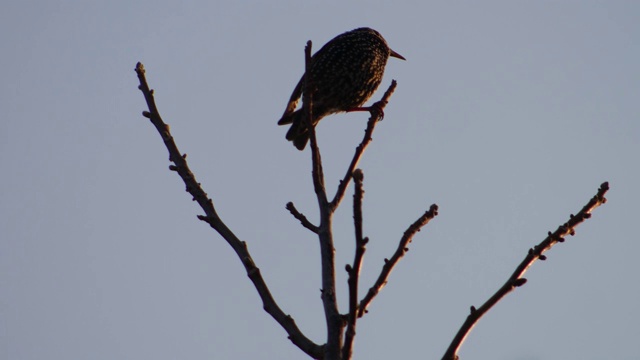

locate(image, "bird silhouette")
[[277, 27, 405, 150]]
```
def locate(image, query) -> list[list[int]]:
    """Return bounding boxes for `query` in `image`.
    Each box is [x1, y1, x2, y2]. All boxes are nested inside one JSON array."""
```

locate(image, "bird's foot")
[[346, 101, 386, 121]]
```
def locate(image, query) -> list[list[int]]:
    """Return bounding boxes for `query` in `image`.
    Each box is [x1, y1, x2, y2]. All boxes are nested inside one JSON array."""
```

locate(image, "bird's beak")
[[390, 49, 406, 60]]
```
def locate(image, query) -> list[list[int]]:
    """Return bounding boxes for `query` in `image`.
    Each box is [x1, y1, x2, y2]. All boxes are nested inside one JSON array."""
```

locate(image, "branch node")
[[197, 215, 213, 224], [513, 278, 527, 287]]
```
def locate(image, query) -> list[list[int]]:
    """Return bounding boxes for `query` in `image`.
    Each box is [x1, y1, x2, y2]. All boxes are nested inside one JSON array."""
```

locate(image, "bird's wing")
[[277, 75, 304, 125]]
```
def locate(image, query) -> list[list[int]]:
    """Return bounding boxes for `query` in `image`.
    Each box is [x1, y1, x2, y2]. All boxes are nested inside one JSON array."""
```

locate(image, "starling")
[[277, 27, 405, 150]]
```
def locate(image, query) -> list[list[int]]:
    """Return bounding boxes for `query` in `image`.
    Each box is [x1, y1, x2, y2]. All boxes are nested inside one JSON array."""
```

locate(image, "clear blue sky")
[[2, 1, 638, 359]]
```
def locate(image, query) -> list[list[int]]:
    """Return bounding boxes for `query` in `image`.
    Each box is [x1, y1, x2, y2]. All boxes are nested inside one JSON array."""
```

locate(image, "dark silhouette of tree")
[[134, 41, 608, 360]]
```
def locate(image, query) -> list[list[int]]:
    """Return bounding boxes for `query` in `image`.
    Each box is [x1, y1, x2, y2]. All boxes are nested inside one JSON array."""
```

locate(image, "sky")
[[1, 1, 639, 359]]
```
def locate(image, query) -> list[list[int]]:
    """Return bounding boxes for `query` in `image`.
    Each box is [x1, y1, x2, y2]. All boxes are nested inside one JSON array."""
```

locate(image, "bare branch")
[[442, 181, 610, 360], [358, 203, 439, 317], [330, 81, 398, 211], [343, 169, 368, 359], [285, 202, 319, 233], [300, 43, 343, 359], [134, 62, 323, 360], [304, 41, 327, 204]]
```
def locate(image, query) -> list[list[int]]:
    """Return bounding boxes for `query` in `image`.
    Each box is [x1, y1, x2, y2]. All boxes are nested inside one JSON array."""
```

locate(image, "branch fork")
[[136, 38, 607, 359]]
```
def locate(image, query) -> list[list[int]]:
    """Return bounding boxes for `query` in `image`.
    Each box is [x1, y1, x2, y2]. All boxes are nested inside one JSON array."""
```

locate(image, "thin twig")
[[330, 80, 398, 211], [304, 41, 327, 201], [285, 202, 319, 233], [442, 181, 610, 360], [134, 62, 323, 360], [358, 203, 439, 317], [342, 169, 368, 360]]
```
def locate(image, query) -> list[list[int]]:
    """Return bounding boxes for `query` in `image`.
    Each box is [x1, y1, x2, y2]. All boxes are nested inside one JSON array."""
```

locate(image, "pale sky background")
[[2, 1, 639, 359]]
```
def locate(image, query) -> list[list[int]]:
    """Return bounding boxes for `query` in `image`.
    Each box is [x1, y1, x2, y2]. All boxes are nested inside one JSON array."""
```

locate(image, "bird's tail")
[[283, 110, 310, 151]]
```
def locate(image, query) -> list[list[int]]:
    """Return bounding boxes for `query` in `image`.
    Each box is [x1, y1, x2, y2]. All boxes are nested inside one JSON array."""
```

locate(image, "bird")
[[277, 27, 405, 150]]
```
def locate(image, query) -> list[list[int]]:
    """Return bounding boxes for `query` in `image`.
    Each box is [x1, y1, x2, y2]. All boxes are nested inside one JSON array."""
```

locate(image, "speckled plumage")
[[277, 27, 405, 150]]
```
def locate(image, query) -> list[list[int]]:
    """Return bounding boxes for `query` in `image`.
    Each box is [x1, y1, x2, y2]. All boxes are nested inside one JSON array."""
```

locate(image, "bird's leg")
[[346, 100, 386, 120]]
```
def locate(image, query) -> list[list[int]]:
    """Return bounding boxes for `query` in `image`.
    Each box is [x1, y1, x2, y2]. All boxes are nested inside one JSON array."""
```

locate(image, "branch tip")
[[285, 202, 319, 233], [353, 168, 364, 181]]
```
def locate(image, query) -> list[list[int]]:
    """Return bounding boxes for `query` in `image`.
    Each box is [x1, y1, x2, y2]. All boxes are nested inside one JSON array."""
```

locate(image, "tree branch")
[[134, 62, 323, 360], [304, 41, 327, 205], [358, 204, 439, 317], [300, 42, 343, 360], [286, 202, 319, 233], [441, 181, 610, 360], [330, 80, 397, 211], [342, 169, 368, 360]]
